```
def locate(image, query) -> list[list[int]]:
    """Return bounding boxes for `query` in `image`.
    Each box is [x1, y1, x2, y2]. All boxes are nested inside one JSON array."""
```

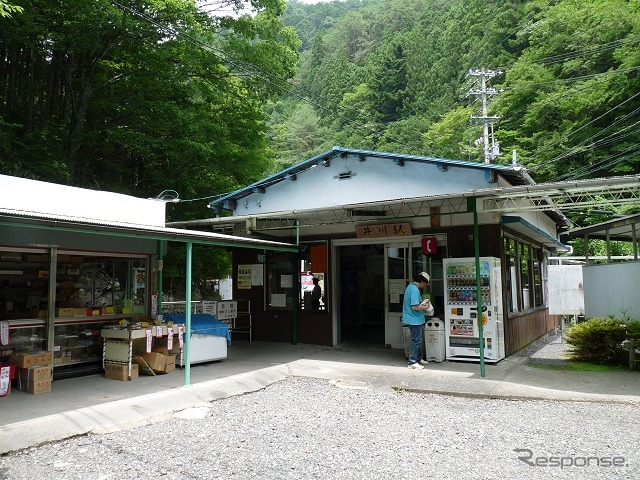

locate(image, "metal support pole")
[[471, 198, 486, 378], [184, 241, 192, 386], [291, 221, 300, 345], [158, 240, 165, 316]]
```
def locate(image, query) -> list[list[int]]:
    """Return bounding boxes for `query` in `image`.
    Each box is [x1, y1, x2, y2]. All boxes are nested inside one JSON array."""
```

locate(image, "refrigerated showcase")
[[443, 257, 505, 362]]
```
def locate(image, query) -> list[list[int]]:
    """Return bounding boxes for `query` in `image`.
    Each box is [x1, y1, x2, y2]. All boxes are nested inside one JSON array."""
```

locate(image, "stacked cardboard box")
[[16, 365, 52, 394], [10, 351, 53, 394]]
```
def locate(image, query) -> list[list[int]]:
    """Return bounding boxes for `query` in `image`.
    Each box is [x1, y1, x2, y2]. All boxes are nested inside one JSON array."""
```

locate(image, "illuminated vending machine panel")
[[443, 257, 505, 363]]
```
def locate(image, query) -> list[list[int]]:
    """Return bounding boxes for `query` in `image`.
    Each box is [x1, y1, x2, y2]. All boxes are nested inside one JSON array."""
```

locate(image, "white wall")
[[583, 261, 640, 319]]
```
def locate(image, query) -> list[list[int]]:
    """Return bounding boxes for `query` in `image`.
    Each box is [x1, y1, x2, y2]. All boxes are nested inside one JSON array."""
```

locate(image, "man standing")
[[402, 272, 433, 370]]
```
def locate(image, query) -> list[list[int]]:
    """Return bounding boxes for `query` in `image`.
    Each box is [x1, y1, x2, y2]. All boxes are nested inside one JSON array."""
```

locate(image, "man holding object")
[[402, 272, 432, 370]]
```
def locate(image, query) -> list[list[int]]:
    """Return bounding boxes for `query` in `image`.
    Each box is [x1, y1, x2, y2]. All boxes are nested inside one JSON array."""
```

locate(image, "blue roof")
[[208, 146, 530, 212]]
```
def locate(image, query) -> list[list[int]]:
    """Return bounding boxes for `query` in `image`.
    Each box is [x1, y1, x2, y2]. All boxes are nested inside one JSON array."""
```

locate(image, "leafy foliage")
[[565, 317, 638, 365], [0, 0, 298, 284], [275, 0, 640, 186]]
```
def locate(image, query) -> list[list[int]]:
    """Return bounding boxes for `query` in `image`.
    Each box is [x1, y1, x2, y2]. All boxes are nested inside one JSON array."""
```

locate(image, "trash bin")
[[424, 317, 445, 363], [402, 324, 425, 360]]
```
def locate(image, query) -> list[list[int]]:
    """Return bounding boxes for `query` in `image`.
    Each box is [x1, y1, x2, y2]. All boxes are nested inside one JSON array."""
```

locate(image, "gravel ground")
[[1, 376, 638, 480]]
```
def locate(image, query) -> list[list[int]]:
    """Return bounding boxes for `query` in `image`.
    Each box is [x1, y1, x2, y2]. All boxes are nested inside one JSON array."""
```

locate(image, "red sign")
[[421, 237, 438, 255]]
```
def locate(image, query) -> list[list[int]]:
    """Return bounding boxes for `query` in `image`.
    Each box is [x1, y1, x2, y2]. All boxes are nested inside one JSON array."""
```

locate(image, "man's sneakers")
[[407, 359, 429, 369]]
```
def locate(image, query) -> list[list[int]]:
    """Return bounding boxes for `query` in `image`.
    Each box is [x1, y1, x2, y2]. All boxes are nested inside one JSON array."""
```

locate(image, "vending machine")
[[443, 257, 505, 363]]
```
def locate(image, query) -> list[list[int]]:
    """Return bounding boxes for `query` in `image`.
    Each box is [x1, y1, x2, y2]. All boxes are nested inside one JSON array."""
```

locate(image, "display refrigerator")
[[443, 257, 505, 363]]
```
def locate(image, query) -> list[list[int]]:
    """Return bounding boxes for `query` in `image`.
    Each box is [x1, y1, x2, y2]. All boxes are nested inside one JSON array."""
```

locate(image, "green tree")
[[369, 36, 409, 124], [0, 0, 22, 18]]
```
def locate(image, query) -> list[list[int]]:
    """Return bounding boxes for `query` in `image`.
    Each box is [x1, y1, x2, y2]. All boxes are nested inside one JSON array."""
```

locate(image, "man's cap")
[[419, 272, 430, 283]]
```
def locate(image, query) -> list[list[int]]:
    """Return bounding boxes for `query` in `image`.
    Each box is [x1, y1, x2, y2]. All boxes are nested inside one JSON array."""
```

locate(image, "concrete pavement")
[[1, 335, 639, 454]]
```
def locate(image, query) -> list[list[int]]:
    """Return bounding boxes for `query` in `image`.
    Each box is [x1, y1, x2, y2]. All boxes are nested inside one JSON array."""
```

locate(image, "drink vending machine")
[[443, 257, 505, 362]]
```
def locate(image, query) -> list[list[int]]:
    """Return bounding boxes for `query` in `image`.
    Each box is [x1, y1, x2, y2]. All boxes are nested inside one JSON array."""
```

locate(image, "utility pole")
[[467, 69, 503, 164]]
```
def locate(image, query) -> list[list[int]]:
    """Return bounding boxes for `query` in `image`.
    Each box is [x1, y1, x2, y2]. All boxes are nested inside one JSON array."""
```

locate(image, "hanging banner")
[[155, 325, 163, 338], [146, 329, 153, 352], [151, 293, 158, 317], [177, 325, 184, 348], [0, 321, 9, 346], [0, 366, 10, 396], [167, 326, 173, 350]]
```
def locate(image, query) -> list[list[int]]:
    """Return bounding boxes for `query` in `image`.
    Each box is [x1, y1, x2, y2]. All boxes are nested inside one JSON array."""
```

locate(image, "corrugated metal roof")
[[564, 213, 640, 242]]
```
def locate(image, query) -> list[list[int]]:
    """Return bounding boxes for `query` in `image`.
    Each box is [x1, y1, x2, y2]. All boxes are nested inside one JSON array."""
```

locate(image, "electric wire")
[[110, 0, 428, 159], [112, 0, 640, 191]]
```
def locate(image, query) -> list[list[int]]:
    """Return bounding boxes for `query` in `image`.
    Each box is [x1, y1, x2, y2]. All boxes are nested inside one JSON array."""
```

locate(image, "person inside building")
[[402, 272, 433, 370], [311, 277, 322, 310]]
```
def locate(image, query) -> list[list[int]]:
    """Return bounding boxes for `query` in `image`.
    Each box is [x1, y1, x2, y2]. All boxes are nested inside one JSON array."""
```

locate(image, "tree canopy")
[[0, 0, 299, 221]]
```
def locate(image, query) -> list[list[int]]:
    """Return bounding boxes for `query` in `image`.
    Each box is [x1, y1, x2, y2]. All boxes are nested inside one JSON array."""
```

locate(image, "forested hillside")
[[273, 0, 640, 191], [1, 0, 639, 209], [0, 0, 299, 221], [1, 0, 638, 287]]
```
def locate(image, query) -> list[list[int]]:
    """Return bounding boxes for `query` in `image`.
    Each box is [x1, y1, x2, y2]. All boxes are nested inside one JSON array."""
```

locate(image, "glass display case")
[[0, 248, 150, 374], [0, 250, 50, 321]]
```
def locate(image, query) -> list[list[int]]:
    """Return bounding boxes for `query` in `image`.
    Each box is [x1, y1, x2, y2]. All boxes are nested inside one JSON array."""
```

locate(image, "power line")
[[110, 0, 428, 157]]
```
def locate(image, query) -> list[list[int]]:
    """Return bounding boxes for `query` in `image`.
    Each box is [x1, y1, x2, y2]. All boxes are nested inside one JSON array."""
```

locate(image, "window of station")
[[504, 237, 545, 312]]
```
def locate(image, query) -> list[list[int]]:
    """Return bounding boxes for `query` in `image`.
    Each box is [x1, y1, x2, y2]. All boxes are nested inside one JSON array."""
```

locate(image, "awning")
[[502, 216, 569, 252], [0, 214, 297, 252]]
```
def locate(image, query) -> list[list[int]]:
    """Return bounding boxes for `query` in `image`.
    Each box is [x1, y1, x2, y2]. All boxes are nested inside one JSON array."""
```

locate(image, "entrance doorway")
[[337, 244, 385, 345], [335, 237, 446, 348]]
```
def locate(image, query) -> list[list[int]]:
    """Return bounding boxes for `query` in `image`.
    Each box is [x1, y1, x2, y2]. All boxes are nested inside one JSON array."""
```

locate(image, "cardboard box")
[[17, 365, 51, 383], [152, 347, 170, 356], [134, 351, 165, 372], [88, 308, 101, 316], [104, 362, 139, 381], [164, 355, 176, 373], [16, 379, 51, 394], [73, 308, 87, 317], [56, 308, 74, 317], [102, 306, 115, 315], [9, 351, 53, 368]]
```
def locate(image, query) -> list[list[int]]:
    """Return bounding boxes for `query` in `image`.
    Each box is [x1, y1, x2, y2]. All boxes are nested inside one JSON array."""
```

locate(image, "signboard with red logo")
[[422, 237, 438, 255]]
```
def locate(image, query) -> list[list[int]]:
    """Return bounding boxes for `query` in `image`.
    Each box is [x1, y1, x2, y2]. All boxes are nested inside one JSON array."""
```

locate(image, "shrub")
[[565, 317, 628, 365]]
